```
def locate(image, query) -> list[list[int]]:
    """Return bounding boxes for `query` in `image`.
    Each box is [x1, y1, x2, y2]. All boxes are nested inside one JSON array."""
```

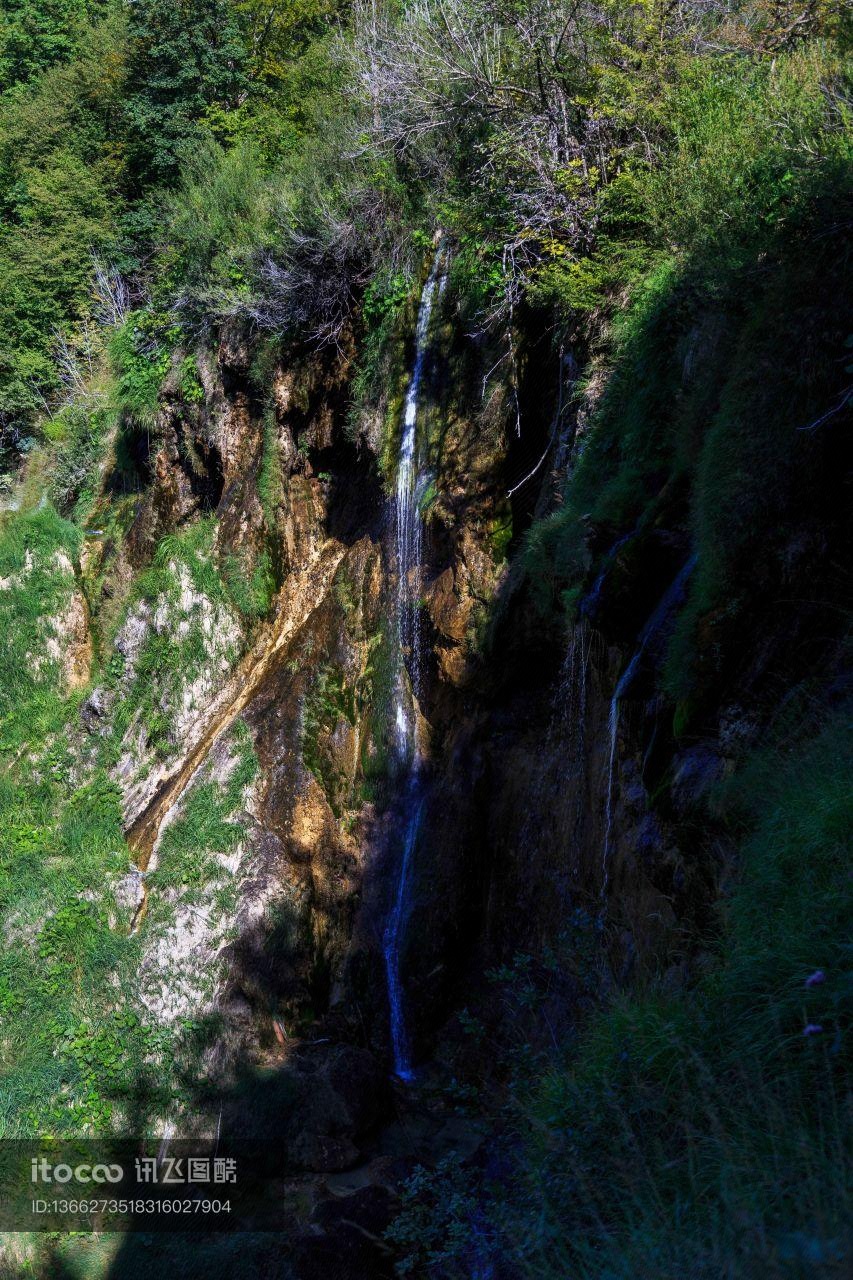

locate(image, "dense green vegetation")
[[0, 0, 345, 461], [520, 39, 850, 716], [0, 1, 850, 1276]]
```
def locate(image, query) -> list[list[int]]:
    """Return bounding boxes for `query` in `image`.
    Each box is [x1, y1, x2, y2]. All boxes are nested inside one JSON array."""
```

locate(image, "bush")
[[161, 138, 280, 317]]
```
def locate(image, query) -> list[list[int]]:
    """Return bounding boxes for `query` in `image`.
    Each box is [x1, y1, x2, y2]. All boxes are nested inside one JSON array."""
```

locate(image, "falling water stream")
[[383, 244, 447, 1081], [384, 778, 425, 1081], [601, 555, 697, 896]]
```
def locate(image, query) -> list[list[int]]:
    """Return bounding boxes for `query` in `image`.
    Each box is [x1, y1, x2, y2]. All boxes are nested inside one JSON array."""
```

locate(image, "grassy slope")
[[520, 707, 852, 1277], [0, 496, 255, 1138]]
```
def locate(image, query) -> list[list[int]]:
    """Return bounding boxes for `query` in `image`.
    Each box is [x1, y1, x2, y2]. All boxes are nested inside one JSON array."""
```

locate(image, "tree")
[[0, 12, 123, 456], [0, 0, 109, 93], [122, 0, 249, 187], [236, 0, 343, 91]]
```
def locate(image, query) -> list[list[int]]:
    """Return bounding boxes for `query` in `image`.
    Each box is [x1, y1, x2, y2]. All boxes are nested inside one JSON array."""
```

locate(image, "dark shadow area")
[[310, 430, 387, 547], [47, 998, 400, 1279], [105, 419, 155, 497], [177, 427, 224, 513], [505, 304, 563, 540]]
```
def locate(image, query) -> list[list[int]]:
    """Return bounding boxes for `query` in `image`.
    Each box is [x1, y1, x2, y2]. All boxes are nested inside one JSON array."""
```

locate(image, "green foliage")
[[0, 504, 82, 743], [122, 0, 248, 187], [349, 265, 421, 472], [38, 898, 100, 965], [448, 238, 511, 317], [0, 11, 849, 1268], [178, 353, 204, 403], [0, 0, 343, 461], [385, 1155, 482, 1276], [222, 546, 276, 621], [721, 708, 852, 1027], [645, 47, 850, 267], [520, 39, 851, 702], [48, 400, 113, 518], [257, 405, 283, 523], [515, 708, 853, 1279], [0, 503, 256, 1138], [108, 310, 172, 427], [0, 9, 123, 454], [362, 270, 411, 328], [159, 138, 279, 310], [0, 501, 141, 1135], [0, 0, 107, 94], [232, 0, 344, 127]]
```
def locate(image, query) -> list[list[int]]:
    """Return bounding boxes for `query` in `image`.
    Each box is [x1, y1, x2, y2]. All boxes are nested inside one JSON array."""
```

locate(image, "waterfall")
[[601, 555, 697, 896], [392, 245, 447, 755], [383, 244, 447, 1081], [384, 778, 425, 1082]]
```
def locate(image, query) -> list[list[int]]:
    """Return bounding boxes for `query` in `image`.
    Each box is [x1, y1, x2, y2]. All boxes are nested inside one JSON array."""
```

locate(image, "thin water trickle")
[[580, 522, 640, 621], [383, 779, 425, 1083], [601, 695, 621, 898], [384, 243, 448, 1081], [600, 556, 697, 896]]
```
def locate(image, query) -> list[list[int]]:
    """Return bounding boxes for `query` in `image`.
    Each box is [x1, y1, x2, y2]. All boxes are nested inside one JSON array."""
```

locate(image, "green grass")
[[222, 546, 276, 622], [150, 721, 257, 898], [101, 517, 243, 760], [0, 590, 144, 1134], [0, 505, 82, 746], [520, 709, 852, 1278], [514, 38, 851, 712], [0, 503, 257, 1137]]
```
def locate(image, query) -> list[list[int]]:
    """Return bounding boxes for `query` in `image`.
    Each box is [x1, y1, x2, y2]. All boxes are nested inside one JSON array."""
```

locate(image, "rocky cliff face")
[[39, 253, 846, 1275]]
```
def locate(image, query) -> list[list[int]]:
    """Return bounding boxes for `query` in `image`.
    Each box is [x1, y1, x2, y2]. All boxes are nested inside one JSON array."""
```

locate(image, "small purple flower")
[[804, 970, 825, 988], [803, 1024, 823, 1037]]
